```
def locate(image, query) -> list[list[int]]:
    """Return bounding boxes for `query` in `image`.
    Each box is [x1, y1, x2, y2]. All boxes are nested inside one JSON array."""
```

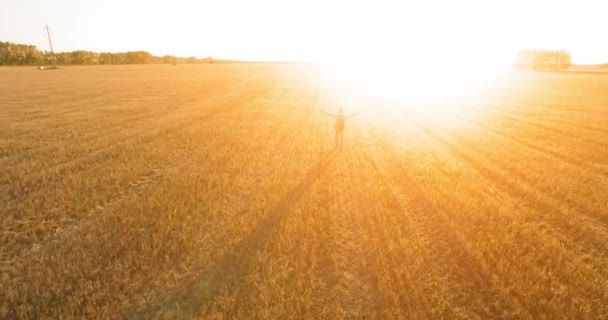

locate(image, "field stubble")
[[1, 64, 607, 319]]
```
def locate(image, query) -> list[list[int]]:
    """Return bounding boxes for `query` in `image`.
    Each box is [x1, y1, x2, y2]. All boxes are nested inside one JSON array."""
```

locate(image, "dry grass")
[[1, 64, 607, 319]]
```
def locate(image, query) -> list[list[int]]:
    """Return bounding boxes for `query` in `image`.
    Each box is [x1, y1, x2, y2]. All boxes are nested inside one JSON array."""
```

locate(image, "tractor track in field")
[[327, 151, 382, 318], [4, 130, 210, 266], [0, 85, 259, 201], [549, 119, 608, 135], [1, 86, 270, 265], [0, 81, 247, 159], [420, 115, 608, 231], [469, 97, 608, 149], [0, 72, 268, 166], [1, 102, 179, 164], [417, 121, 608, 251], [459, 117, 608, 178], [2, 88, 157, 142], [1, 86, 240, 169], [348, 148, 422, 317], [358, 126, 528, 319], [481, 92, 608, 121], [405, 121, 608, 308], [441, 115, 608, 232]]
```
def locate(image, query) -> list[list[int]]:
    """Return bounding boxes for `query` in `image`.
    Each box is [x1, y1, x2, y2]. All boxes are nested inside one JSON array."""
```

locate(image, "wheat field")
[[1, 64, 607, 319]]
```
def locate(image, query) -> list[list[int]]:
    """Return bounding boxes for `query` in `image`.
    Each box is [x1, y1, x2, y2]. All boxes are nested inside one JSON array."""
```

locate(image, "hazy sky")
[[1, 0, 606, 64]]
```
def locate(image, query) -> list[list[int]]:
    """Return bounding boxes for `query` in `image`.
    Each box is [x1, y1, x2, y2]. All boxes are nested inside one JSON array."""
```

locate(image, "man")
[[321, 108, 358, 151]]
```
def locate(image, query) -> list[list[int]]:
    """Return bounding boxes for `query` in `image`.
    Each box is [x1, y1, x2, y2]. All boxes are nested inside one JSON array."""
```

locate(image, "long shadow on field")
[[408, 122, 608, 315], [129, 150, 337, 319], [462, 117, 608, 177], [361, 128, 526, 318], [419, 119, 608, 229]]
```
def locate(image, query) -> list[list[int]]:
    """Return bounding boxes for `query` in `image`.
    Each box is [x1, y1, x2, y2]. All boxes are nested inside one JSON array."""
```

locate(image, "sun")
[[319, 53, 501, 98], [313, 56, 501, 127], [306, 47, 512, 131]]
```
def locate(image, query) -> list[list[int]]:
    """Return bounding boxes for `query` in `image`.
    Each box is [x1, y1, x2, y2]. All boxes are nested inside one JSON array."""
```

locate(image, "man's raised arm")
[[321, 109, 335, 117]]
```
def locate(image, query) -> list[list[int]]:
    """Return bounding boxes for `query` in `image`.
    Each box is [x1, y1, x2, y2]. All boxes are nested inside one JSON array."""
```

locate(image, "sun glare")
[[324, 62, 486, 97], [314, 57, 502, 128]]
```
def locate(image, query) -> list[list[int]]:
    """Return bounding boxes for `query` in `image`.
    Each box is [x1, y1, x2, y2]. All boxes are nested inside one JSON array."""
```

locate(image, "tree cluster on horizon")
[[0, 41, 215, 66], [514, 49, 572, 71]]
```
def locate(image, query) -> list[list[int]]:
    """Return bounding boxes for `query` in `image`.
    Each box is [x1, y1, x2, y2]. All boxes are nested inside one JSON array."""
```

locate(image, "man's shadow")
[[130, 149, 337, 319]]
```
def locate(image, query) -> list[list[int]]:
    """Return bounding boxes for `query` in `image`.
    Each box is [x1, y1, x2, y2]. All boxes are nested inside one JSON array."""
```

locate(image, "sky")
[[1, 0, 607, 64]]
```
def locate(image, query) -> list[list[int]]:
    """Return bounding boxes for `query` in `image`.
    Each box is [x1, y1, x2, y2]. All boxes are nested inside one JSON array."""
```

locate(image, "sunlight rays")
[[309, 61, 501, 130]]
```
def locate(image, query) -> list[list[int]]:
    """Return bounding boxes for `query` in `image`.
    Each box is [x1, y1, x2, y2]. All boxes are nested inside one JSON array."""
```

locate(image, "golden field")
[[1, 64, 607, 319]]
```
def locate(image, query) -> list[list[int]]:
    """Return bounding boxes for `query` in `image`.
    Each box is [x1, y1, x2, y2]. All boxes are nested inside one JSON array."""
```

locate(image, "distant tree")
[[125, 51, 152, 64], [0, 40, 218, 66], [70, 51, 96, 64], [112, 53, 127, 64], [99, 52, 114, 64], [24, 45, 42, 65], [40, 51, 54, 65], [0, 42, 40, 65], [532, 50, 549, 70], [515, 49, 572, 71], [0, 42, 8, 64], [557, 50, 572, 69], [55, 52, 71, 65]]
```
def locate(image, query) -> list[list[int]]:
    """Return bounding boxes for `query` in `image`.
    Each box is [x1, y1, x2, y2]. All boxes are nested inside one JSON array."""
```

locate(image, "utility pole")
[[45, 24, 57, 68]]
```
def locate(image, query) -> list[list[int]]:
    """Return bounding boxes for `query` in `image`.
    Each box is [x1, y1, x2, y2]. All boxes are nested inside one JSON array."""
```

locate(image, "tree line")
[[514, 49, 572, 70], [0, 41, 215, 66]]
